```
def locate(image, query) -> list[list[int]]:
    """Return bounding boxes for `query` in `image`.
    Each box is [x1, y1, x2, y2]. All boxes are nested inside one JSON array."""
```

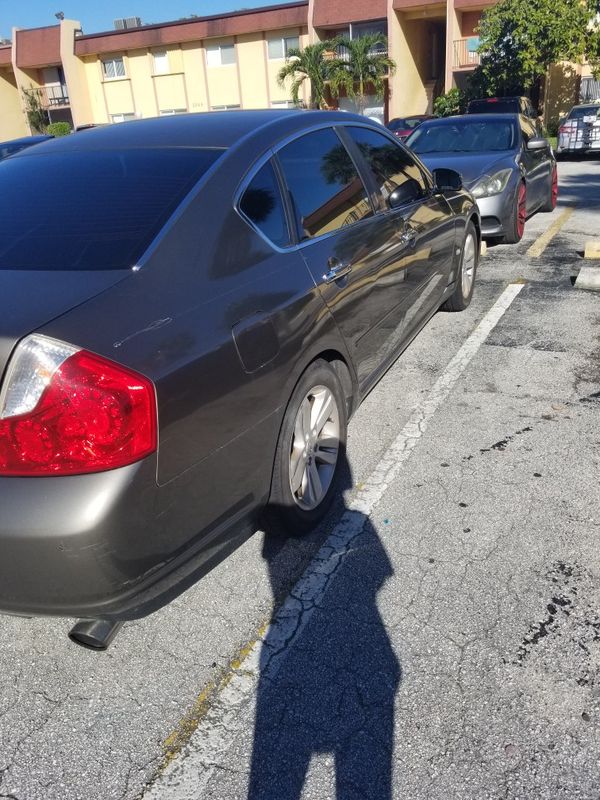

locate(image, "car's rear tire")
[[263, 360, 347, 536], [441, 221, 478, 312], [501, 181, 527, 244], [540, 164, 558, 212]]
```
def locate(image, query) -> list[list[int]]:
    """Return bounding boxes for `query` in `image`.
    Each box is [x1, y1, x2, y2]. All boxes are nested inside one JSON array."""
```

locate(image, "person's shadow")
[[249, 453, 401, 799]]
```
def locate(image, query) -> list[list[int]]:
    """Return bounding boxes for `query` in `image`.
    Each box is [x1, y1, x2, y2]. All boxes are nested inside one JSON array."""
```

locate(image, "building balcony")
[[453, 37, 480, 69], [34, 84, 70, 108], [323, 45, 388, 61]]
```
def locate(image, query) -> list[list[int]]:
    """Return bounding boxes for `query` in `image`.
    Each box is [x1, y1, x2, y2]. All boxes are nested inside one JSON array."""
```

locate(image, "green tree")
[[47, 121, 72, 137], [471, 0, 600, 107], [328, 34, 396, 115], [22, 86, 49, 134], [277, 41, 334, 109]]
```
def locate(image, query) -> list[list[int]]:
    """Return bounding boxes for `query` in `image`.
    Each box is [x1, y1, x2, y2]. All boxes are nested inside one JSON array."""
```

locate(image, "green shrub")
[[434, 88, 467, 117], [46, 121, 72, 137]]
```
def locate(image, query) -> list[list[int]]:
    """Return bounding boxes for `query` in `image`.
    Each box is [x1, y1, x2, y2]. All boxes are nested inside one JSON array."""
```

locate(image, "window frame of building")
[[205, 42, 236, 67], [152, 51, 170, 75], [101, 56, 126, 80], [110, 112, 137, 124], [270, 100, 295, 109], [210, 104, 241, 111], [159, 108, 188, 115], [267, 35, 300, 60]]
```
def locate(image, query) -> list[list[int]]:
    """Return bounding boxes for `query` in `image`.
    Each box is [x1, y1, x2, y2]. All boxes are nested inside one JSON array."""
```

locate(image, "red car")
[[387, 115, 433, 141]]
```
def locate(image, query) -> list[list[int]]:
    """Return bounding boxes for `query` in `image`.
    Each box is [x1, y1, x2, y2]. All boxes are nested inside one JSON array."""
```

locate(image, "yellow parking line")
[[527, 206, 575, 258]]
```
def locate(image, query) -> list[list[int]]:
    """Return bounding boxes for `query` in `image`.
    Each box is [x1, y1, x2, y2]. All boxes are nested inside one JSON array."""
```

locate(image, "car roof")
[[0, 134, 53, 147], [415, 113, 521, 125], [10, 110, 370, 157]]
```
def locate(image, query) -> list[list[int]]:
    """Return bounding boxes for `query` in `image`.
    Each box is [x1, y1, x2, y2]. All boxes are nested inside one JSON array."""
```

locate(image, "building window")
[[205, 43, 236, 67], [159, 108, 187, 115], [270, 100, 295, 108], [110, 113, 136, 123], [211, 104, 241, 110], [153, 51, 169, 75], [267, 35, 299, 60], [102, 57, 126, 79]]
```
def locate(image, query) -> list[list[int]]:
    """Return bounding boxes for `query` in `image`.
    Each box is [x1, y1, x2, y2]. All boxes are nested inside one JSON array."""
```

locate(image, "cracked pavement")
[[0, 158, 599, 800]]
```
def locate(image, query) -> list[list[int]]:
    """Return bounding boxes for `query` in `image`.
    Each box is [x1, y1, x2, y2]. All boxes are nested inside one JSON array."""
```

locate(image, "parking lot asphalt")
[[0, 156, 599, 800]]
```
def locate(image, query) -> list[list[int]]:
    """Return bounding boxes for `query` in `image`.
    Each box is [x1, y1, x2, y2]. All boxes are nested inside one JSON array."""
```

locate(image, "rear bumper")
[[0, 459, 164, 619]]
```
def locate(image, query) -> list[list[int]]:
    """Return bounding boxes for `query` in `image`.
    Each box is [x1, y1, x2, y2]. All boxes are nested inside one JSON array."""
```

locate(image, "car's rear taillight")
[[0, 334, 157, 476]]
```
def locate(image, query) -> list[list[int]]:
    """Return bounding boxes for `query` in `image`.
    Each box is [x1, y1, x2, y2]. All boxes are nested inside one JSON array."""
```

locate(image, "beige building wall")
[[102, 56, 136, 119], [181, 43, 210, 113], [388, 10, 431, 117], [237, 33, 270, 108], [59, 19, 93, 128], [128, 49, 159, 118], [0, 66, 28, 138], [82, 56, 109, 122]]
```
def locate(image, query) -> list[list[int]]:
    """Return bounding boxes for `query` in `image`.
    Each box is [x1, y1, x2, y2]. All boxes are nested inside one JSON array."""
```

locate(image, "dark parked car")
[[467, 96, 538, 121], [0, 111, 480, 648], [387, 115, 433, 141], [0, 134, 53, 161], [556, 104, 600, 157], [406, 114, 556, 243]]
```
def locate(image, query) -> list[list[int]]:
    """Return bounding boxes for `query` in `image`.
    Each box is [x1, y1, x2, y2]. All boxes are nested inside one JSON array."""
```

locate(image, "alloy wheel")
[[289, 385, 340, 511]]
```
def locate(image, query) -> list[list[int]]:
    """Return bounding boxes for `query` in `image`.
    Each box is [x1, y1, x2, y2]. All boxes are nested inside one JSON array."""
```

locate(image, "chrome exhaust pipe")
[[68, 619, 123, 650]]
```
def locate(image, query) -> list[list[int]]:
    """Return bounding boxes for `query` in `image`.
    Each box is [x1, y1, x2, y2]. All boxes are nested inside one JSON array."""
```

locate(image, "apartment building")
[[0, 0, 593, 141]]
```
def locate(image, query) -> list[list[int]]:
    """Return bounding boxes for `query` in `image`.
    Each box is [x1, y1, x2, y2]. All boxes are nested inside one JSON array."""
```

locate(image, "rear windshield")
[[568, 106, 600, 120], [0, 147, 223, 270], [408, 119, 518, 154], [468, 99, 518, 114], [388, 118, 423, 131]]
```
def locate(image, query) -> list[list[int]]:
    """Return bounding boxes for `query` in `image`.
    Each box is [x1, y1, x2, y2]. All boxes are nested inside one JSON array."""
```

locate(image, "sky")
[[0, 0, 292, 40]]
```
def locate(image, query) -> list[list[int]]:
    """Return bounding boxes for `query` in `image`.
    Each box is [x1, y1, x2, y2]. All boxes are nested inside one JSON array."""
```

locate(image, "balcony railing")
[[323, 46, 388, 61], [34, 84, 70, 108], [453, 38, 480, 69]]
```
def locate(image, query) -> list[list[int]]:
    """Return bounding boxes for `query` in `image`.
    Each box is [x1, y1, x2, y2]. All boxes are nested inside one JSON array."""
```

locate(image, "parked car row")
[[556, 104, 600, 158]]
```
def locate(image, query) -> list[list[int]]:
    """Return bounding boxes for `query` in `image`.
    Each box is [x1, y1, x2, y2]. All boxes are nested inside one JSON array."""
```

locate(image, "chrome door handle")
[[399, 226, 417, 246], [323, 261, 352, 283]]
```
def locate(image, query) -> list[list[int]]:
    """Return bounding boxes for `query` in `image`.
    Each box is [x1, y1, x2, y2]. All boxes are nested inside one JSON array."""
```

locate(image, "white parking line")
[[143, 282, 525, 800]]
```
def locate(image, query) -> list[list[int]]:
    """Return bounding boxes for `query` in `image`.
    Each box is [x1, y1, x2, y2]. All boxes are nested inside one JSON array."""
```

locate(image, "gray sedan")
[[0, 110, 479, 649], [406, 114, 557, 243]]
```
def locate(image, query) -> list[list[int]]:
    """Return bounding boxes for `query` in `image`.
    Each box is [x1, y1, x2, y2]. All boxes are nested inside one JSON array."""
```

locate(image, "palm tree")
[[277, 41, 334, 110], [328, 34, 396, 116]]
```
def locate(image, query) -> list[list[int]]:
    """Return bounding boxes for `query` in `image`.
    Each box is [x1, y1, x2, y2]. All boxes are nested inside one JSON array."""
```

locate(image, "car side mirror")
[[527, 137, 549, 151], [432, 168, 462, 192], [388, 178, 424, 209]]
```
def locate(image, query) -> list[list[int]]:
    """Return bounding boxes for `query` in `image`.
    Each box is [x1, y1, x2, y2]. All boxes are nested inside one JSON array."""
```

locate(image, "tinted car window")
[[568, 105, 600, 120], [346, 127, 427, 204], [0, 147, 223, 270], [239, 160, 289, 247], [277, 128, 372, 241], [408, 120, 517, 153], [468, 99, 519, 114]]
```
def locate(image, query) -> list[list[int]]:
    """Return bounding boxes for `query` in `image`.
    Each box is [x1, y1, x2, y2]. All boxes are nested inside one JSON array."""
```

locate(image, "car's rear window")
[[408, 119, 517, 153], [568, 106, 600, 120], [468, 99, 518, 114], [0, 147, 223, 270]]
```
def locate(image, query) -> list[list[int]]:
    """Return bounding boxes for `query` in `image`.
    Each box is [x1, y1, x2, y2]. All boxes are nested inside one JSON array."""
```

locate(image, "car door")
[[275, 125, 418, 387], [342, 125, 457, 341], [519, 116, 551, 210]]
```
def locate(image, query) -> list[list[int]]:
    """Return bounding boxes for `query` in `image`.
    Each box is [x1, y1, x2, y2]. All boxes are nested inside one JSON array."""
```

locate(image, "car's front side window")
[[239, 160, 289, 248], [277, 128, 372, 241], [345, 126, 428, 206]]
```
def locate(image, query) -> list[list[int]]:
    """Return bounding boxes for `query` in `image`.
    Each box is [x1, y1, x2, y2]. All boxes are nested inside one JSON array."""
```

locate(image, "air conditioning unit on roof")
[[113, 16, 142, 30]]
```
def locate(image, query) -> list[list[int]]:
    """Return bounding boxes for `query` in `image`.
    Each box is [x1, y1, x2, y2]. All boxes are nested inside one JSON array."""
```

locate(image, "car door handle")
[[322, 260, 352, 283], [399, 225, 417, 246]]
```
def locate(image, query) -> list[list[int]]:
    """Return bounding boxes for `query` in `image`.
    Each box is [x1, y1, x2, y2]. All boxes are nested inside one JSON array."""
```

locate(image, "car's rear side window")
[[239, 160, 289, 248], [277, 127, 372, 241], [0, 147, 223, 270]]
